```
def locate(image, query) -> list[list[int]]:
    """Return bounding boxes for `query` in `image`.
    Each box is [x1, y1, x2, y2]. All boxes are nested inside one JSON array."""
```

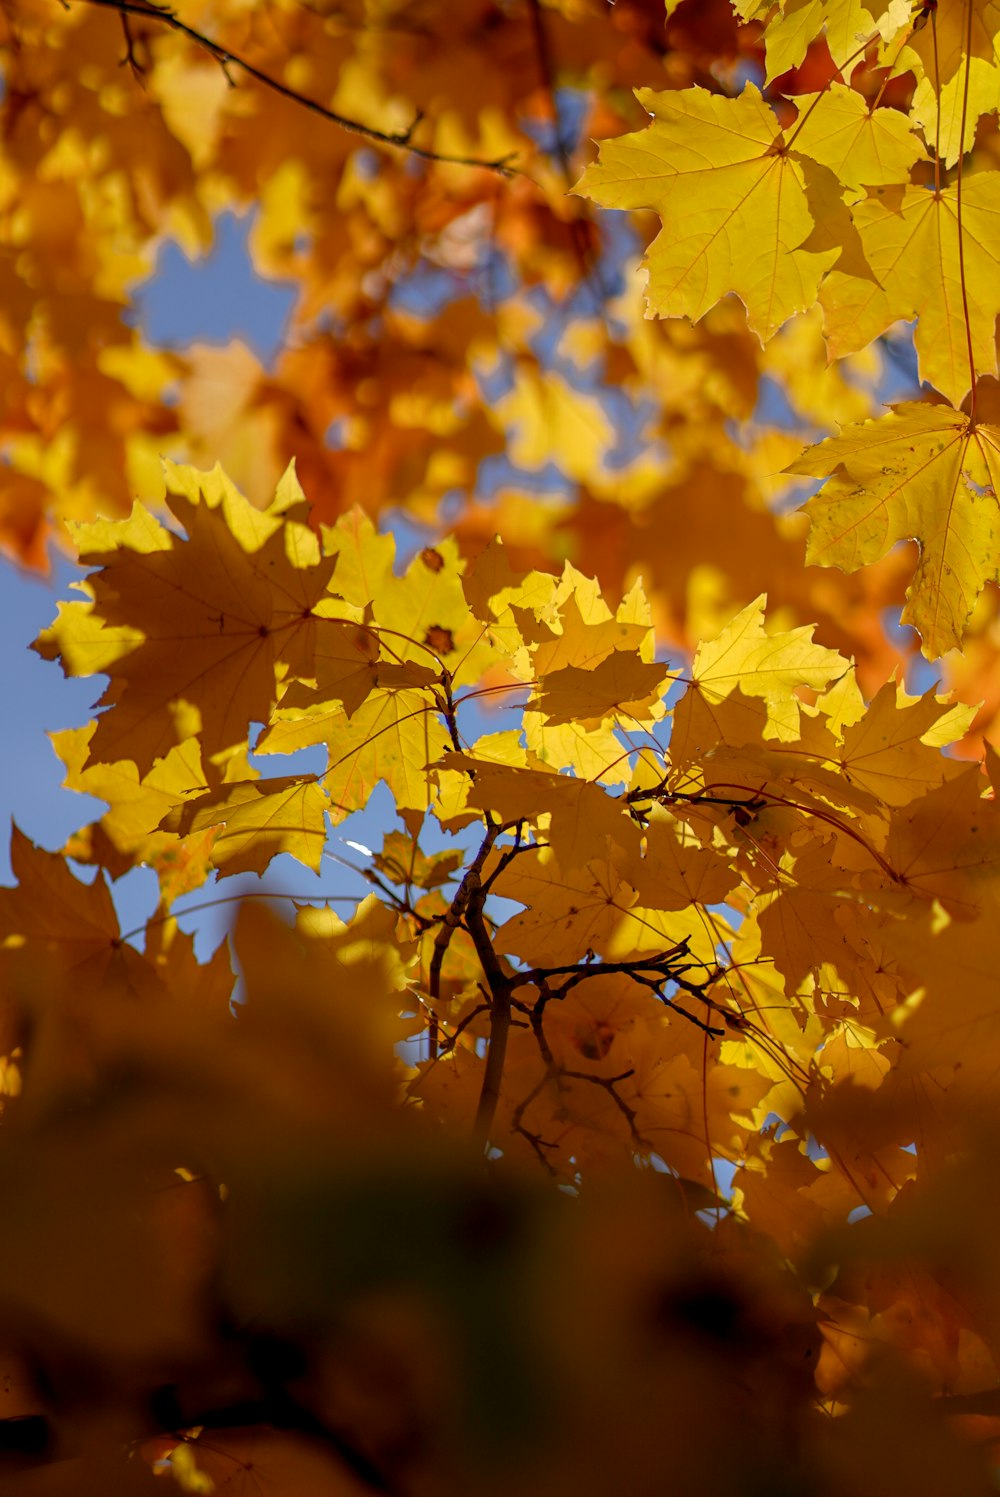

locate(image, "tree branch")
[[454, 826, 513, 1150], [74, 0, 521, 176]]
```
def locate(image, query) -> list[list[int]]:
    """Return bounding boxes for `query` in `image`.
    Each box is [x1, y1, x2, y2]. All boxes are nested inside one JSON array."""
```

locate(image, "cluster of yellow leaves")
[[16, 451, 1000, 1458], [7, 0, 1000, 721], [10, 0, 1000, 1490], [576, 48, 1000, 656]]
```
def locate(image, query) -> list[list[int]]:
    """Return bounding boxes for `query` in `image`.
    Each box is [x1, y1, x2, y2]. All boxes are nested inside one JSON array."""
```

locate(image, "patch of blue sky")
[[712, 1156, 737, 1201], [761, 1110, 794, 1140], [389, 263, 465, 318], [476, 451, 575, 498], [878, 322, 922, 401], [132, 210, 298, 370], [751, 373, 802, 433], [882, 605, 942, 696], [602, 388, 662, 470], [0, 554, 105, 885], [519, 87, 590, 163], [0, 551, 182, 948], [475, 351, 517, 406]]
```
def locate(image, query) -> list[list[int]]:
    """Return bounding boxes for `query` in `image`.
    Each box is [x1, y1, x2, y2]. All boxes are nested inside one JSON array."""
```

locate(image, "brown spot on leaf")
[[420, 547, 445, 572], [425, 624, 454, 654]]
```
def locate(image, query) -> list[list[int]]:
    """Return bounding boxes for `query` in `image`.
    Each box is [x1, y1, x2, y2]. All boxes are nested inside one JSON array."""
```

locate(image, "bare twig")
[[75, 0, 521, 176]]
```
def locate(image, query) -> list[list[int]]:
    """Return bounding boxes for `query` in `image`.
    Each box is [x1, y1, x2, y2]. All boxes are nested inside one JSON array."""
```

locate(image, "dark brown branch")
[[480, 819, 530, 891], [434, 669, 463, 754], [434, 1001, 490, 1056], [559, 1065, 645, 1147], [75, 0, 521, 176], [510, 1075, 558, 1174], [117, 9, 144, 78], [464, 846, 513, 1150]]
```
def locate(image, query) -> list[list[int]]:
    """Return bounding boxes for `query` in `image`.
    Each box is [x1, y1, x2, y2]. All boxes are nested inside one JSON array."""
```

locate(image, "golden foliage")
[[6, 1, 1000, 1493]]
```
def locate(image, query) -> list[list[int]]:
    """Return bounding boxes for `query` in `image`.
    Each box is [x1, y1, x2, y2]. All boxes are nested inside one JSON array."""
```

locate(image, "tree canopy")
[[4, 0, 1000, 1492]]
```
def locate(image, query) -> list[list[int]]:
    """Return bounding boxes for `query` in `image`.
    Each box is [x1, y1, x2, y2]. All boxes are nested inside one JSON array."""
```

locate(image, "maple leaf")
[[789, 403, 1000, 656], [886, 899, 1000, 1102], [629, 805, 740, 911], [906, 0, 1000, 164], [438, 752, 644, 873], [621, 1042, 773, 1182], [371, 827, 464, 891], [51, 723, 219, 896], [675, 595, 848, 745], [817, 178, 1000, 405], [836, 681, 976, 806], [278, 619, 382, 719], [883, 761, 1000, 916], [754, 850, 885, 992], [163, 774, 331, 877], [787, 87, 924, 196], [261, 688, 452, 822], [530, 652, 671, 727], [0, 827, 162, 1000], [34, 462, 346, 773], [490, 845, 638, 965], [575, 83, 863, 342]]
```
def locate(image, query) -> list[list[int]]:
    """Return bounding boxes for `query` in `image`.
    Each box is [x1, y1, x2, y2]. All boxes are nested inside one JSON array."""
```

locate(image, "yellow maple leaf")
[[906, 0, 1000, 164], [682, 595, 848, 742], [818, 178, 1000, 405], [788, 86, 924, 196], [461, 536, 561, 659], [276, 619, 381, 719], [754, 841, 882, 992], [887, 897, 1000, 1101], [531, 652, 671, 728], [270, 689, 451, 822], [50, 724, 218, 898], [837, 680, 976, 805], [164, 775, 331, 877], [490, 845, 637, 965], [883, 762, 1000, 917], [0, 828, 165, 1004], [441, 752, 652, 880], [526, 576, 653, 676], [628, 805, 740, 912], [621, 1043, 773, 1182], [34, 462, 346, 773], [789, 402, 1000, 656], [575, 83, 861, 342]]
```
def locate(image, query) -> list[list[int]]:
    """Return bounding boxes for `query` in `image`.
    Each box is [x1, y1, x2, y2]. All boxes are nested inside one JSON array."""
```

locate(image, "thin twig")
[[75, 0, 520, 176]]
